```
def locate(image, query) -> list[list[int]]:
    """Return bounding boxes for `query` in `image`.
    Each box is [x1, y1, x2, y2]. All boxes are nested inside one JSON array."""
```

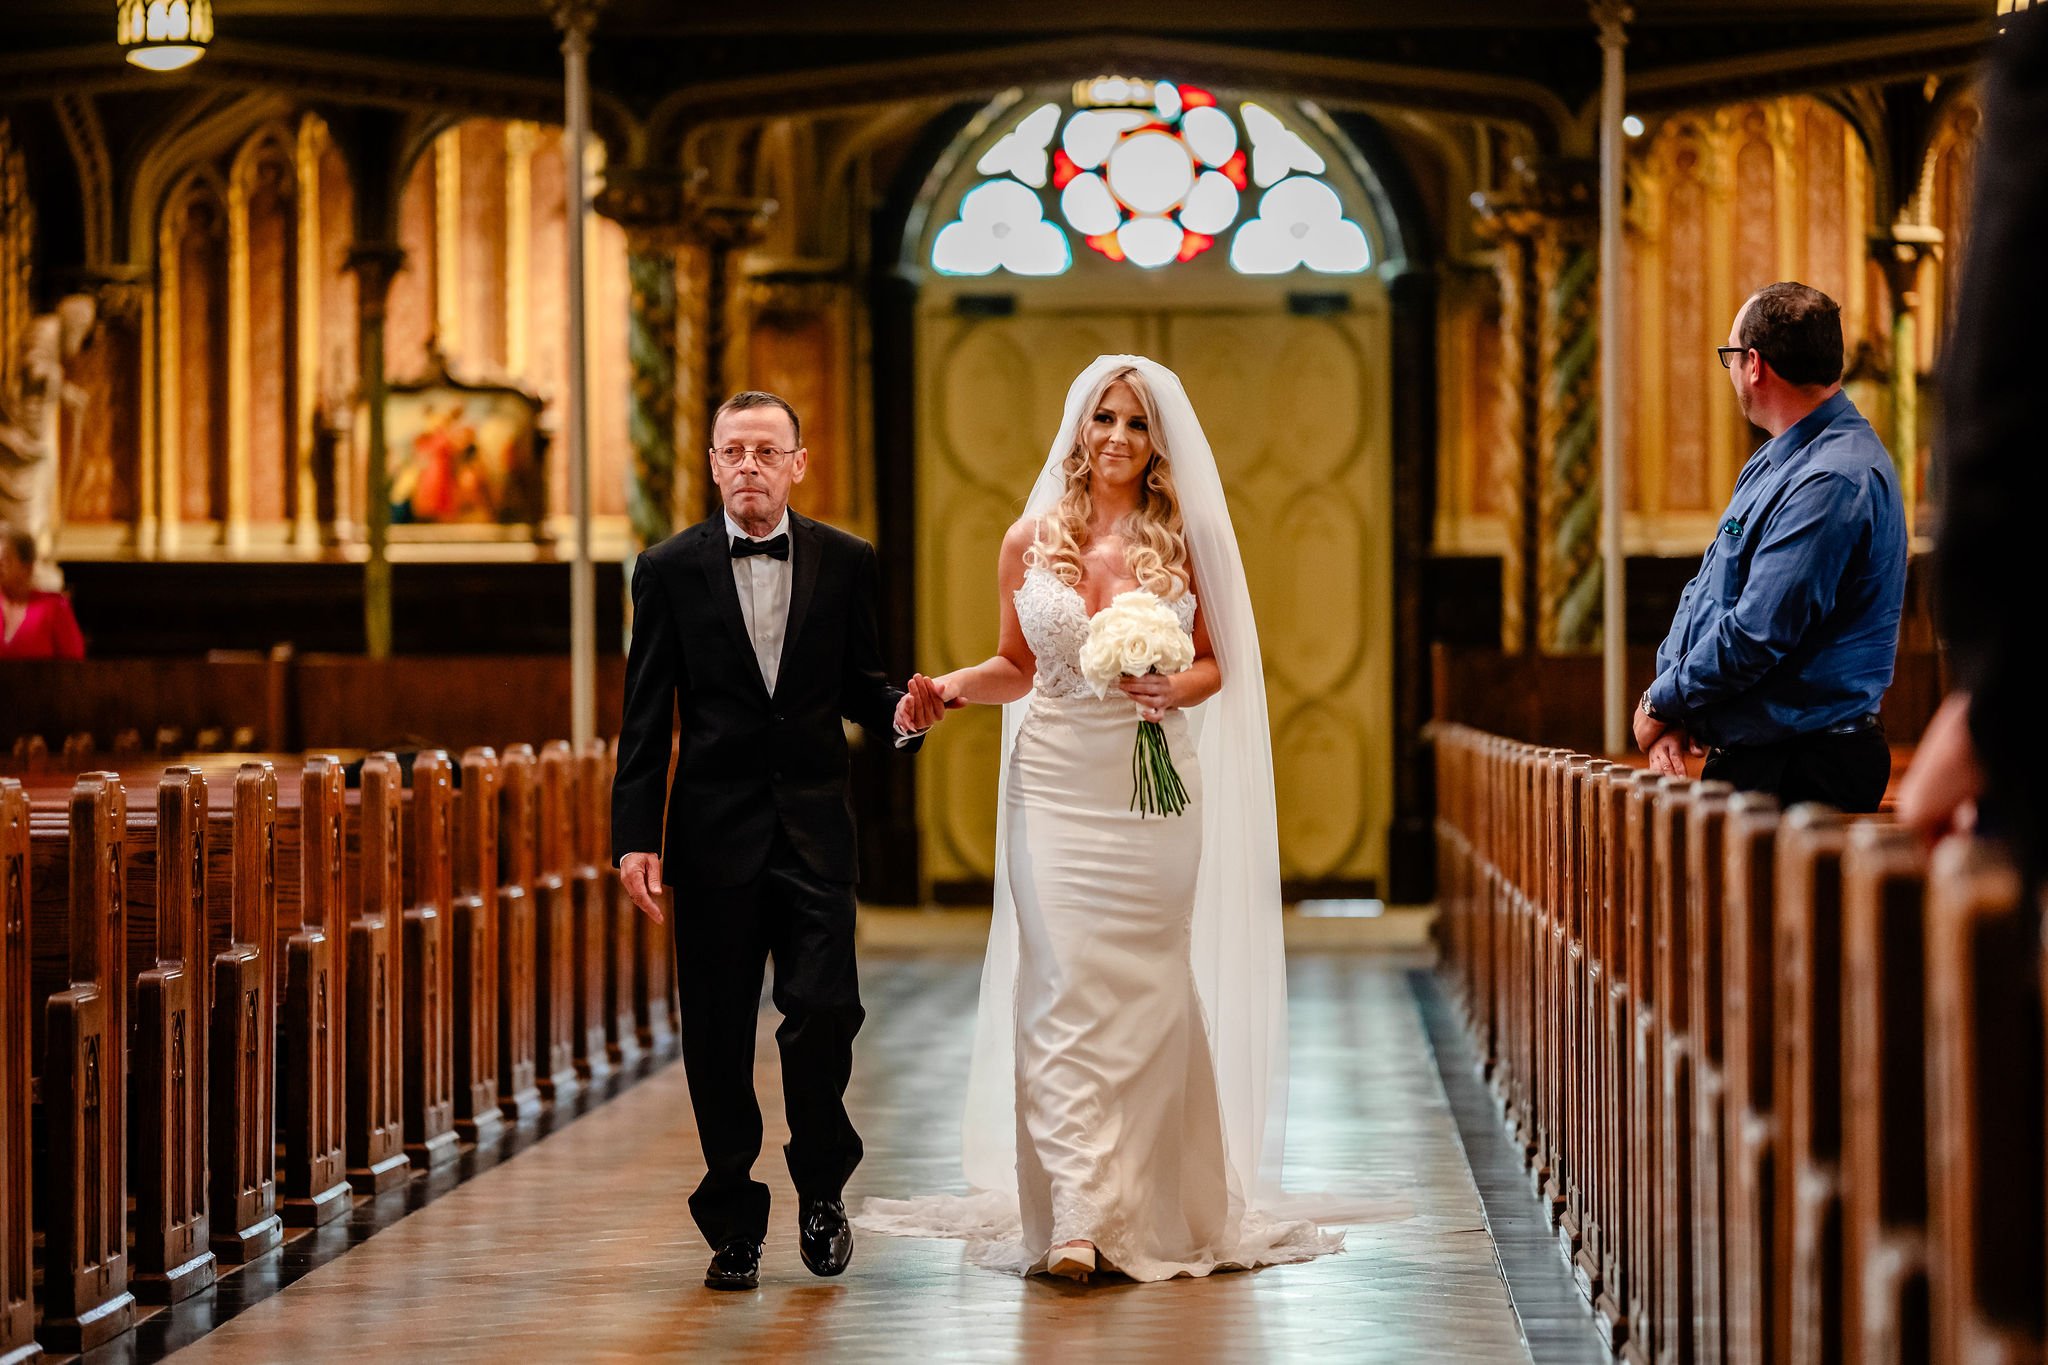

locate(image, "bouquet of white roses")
[[1079, 589, 1198, 818]]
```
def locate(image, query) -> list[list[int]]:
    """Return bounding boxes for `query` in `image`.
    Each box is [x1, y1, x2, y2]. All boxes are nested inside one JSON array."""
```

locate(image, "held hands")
[[620, 851, 666, 924], [894, 673, 955, 736], [1118, 672, 1177, 724]]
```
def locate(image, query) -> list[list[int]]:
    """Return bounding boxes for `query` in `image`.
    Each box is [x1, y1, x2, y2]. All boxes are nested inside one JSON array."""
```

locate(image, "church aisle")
[[167, 950, 1532, 1363]]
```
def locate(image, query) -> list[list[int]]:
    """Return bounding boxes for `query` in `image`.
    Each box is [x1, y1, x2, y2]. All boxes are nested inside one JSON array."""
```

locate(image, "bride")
[[858, 355, 1342, 1282]]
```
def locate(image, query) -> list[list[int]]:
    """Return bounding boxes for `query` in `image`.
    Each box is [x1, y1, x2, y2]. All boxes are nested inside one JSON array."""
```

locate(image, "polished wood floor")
[[165, 941, 1536, 1363]]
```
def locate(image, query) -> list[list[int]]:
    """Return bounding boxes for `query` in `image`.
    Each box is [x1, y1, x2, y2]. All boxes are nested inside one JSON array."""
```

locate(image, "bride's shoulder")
[[1001, 516, 1042, 559]]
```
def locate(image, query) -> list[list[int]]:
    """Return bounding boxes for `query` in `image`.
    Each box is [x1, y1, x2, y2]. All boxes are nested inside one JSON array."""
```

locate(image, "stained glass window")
[[930, 79, 1373, 278]]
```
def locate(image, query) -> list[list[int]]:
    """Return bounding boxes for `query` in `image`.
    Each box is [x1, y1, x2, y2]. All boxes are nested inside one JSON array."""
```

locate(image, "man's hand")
[[620, 851, 666, 924], [895, 673, 948, 734], [1633, 698, 1667, 754], [1646, 730, 1691, 778], [1897, 691, 1982, 844]]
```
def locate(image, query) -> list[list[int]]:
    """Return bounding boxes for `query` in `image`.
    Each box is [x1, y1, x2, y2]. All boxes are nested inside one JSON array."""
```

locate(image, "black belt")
[[1710, 714, 1880, 755]]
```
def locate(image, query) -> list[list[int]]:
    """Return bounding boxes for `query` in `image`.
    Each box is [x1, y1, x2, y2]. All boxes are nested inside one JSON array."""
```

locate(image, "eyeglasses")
[[1715, 345, 1752, 370], [709, 445, 797, 470]]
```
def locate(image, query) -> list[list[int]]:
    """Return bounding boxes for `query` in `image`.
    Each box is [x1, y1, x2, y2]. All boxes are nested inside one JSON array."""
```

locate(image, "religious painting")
[[375, 349, 550, 538]]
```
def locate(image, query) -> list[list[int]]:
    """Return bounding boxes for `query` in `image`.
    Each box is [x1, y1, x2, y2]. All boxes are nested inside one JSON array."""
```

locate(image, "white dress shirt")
[[724, 508, 924, 745], [725, 509, 792, 694]]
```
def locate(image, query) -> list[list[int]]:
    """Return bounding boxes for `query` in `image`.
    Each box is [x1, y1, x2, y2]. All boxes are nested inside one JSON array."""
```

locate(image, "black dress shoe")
[[705, 1238, 762, 1290], [798, 1198, 853, 1277]]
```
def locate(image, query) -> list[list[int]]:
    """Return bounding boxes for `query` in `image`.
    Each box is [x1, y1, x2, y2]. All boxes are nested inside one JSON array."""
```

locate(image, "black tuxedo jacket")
[[610, 511, 916, 888]]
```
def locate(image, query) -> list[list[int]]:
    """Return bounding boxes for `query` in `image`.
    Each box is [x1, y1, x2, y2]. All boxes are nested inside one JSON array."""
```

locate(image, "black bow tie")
[[730, 533, 790, 561]]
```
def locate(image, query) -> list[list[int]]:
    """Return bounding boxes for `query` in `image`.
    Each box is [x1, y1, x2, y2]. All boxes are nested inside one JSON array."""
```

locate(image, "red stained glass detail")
[[1218, 151, 1249, 189], [1176, 231, 1215, 262], [1135, 121, 1174, 135], [1178, 85, 1218, 109], [1051, 149, 1080, 189], [1085, 232, 1126, 261]]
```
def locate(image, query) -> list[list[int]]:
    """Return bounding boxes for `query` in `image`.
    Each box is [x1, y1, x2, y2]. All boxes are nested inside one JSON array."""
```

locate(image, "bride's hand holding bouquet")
[[1080, 590, 1197, 818]]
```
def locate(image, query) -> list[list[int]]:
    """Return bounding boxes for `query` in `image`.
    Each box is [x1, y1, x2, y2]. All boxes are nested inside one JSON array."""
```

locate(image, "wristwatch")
[[1639, 689, 1663, 721]]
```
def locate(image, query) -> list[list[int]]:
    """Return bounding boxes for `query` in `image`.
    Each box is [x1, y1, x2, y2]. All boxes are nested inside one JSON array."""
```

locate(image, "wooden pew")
[[1687, 777, 1736, 1365], [566, 743, 614, 1084], [1839, 823, 1930, 1365], [0, 780, 34, 1365], [210, 762, 284, 1262], [496, 745, 543, 1121], [402, 750, 459, 1171], [1622, 771, 1668, 1365], [1719, 793, 1783, 1365], [131, 767, 218, 1304], [36, 772, 137, 1353], [1564, 753, 1597, 1268], [580, 740, 642, 1070], [1777, 806, 1850, 1365], [1589, 762, 1634, 1349], [1925, 834, 2045, 1364], [1684, 782, 1737, 1365], [1652, 778, 1700, 1365], [452, 747, 506, 1144], [532, 743, 581, 1101], [282, 756, 351, 1227], [346, 753, 410, 1193]]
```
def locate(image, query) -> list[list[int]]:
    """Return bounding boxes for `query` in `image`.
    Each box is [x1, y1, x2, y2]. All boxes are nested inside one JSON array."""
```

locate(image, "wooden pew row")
[[1428, 723, 2045, 1365], [4, 740, 674, 1357]]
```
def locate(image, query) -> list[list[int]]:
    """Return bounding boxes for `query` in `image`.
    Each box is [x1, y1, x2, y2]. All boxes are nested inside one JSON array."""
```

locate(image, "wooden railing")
[[0, 741, 678, 1359], [1431, 722, 2045, 1365]]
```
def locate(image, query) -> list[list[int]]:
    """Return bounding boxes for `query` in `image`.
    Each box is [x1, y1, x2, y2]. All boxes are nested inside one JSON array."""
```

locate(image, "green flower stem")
[[1129, 719, 1189, 818]]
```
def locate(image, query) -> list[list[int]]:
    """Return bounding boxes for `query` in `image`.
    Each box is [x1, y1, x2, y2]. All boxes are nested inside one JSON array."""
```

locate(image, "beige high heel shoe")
[[1046, 1241, 1096, 1281]]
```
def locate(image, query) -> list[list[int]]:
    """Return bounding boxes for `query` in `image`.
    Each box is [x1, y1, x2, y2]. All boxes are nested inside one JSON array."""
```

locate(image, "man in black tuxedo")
[[611, 390, 946, 1290]]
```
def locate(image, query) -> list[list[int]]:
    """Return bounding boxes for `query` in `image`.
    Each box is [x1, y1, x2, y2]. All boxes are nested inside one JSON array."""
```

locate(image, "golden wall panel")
[[458, 123, 508, 374], [590, 213, 630, 520], [173, 185, 227, 528], [1439, 93, 1903, 557], [244, 149, 295, 526], [915, 299, 1392, 893], [389, 150, 437, 382]]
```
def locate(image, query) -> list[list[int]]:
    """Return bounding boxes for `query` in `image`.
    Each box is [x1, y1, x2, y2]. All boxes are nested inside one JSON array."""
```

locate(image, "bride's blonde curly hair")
[[1027, 366, 1191, 599]]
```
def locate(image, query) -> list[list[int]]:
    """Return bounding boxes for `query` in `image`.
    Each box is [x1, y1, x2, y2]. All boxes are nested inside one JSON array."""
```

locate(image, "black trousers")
[[1700, 723, 1892, 814], [673, 827, 864, 1249]]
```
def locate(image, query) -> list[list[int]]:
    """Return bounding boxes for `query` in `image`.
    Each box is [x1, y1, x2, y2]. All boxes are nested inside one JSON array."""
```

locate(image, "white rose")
[[1079, 589, 1196, 699]]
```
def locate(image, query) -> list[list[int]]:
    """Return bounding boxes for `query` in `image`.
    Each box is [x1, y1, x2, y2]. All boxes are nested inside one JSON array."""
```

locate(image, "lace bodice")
[[1013, 565, 1198, 699]]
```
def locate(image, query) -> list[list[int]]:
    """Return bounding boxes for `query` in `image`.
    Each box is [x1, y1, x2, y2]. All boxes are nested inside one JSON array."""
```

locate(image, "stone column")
[[1473, 159, 1602, 655], [594, 169, 691, 550], [1872, 224, 1939, 529], [683, 197, 774, 520], [343, 244, 406, 659]]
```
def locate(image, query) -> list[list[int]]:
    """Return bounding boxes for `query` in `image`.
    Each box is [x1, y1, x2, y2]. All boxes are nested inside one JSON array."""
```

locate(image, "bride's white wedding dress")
[[858, 565, 1341, 1280]]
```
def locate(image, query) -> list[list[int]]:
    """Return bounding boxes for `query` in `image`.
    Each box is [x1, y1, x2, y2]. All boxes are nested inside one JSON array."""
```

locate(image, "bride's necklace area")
[[1074, 534, 1140, 617]]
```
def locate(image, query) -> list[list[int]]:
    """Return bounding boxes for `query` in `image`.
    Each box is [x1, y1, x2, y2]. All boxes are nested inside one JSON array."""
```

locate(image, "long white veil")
[[958, 353, 1293, 1205]]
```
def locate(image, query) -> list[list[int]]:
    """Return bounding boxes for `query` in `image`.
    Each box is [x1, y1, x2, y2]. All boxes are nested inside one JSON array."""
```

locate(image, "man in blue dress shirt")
[[1634, 281, 1907, 813]]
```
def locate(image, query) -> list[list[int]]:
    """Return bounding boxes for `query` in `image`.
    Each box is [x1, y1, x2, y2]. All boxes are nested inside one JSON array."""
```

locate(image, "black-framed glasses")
[[1715, 345, 1751, 370], [710, 445, 797, 470]]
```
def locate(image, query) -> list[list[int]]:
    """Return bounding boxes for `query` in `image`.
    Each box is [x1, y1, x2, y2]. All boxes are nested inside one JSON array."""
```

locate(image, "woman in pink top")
[[0, 525, 85, 660]]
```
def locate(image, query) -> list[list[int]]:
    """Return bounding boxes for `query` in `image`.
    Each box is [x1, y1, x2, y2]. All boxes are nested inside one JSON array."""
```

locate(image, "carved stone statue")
[[0, 294, 95, 589]]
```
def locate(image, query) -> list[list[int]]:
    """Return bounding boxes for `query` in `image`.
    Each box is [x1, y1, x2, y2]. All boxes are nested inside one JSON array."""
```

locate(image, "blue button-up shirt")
[[1647, 390, 1907, 748]]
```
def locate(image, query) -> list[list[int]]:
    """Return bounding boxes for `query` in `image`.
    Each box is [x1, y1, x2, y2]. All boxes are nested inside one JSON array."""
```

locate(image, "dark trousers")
[[1700, 723, 1892, 814], [673, 827, 864, 1249]]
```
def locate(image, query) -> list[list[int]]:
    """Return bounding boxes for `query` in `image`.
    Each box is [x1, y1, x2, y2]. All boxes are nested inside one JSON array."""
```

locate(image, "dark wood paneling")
[[57, 560, 624, 657]]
